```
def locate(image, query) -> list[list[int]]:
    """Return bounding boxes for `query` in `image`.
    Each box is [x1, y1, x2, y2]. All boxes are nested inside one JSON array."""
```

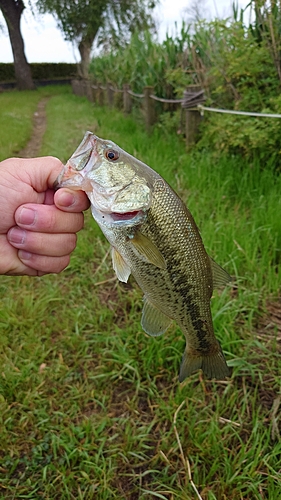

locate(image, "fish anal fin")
[[111, 247, 131, 283], [141, 297, 172, 337], [209, 257, 232, 289], [179, 344, 230, 382], [129, 231, 166, 269]]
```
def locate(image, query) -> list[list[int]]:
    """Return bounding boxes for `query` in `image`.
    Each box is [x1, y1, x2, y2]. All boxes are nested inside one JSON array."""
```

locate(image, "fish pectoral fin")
[[129, 231, 166, 269], [111, 247, 131, 283], [209, 257, 232, 288], [179, 343, 230, 382], [141, 297, 172, 337]]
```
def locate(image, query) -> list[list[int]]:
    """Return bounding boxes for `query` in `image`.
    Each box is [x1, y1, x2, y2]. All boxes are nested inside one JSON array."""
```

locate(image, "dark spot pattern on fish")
[[130, 219, 215, 356], [189, 318, 211, 351], [167, 257, 212, 350]]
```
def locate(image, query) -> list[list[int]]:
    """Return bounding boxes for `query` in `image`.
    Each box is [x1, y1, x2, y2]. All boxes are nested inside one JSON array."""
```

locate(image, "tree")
[[0, 0, 35, 89], [183, 0, 210, 24], [36, 0, 157, 78]]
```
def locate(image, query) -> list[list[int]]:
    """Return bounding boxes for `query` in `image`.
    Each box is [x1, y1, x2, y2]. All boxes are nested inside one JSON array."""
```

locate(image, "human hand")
[[0, 156, 90, 276]]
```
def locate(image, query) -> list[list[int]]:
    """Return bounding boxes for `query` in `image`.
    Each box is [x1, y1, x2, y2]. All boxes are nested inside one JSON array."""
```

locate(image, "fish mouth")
[[110, 210, 142, 222], [94, 209, 145, 228]]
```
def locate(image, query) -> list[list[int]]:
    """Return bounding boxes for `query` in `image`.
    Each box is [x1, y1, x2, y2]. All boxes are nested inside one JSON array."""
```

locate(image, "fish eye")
[[105, 149, 119, 161]]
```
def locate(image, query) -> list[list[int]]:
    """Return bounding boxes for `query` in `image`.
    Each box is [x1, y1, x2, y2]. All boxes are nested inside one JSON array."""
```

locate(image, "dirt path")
[[19, 97, 50, 158]]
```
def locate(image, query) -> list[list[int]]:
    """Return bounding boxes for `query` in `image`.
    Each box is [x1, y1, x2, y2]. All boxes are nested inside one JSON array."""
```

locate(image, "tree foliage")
[[36, 0, 157, 77]]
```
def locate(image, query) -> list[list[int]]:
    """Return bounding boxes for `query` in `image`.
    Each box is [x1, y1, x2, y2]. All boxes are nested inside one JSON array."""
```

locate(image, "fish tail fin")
[[179, 345, 230, 382]]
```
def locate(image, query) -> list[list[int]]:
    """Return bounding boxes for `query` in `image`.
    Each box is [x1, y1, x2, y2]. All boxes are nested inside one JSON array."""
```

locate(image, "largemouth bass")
[[55, 131, 231, 381]]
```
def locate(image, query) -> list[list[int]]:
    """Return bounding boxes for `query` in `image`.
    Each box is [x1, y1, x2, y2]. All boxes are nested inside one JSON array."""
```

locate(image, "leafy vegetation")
[[90, 27, 192, 98], [36, 0, 157, 78], [90, 1, 281, 167], [0, 85, 280, 499]]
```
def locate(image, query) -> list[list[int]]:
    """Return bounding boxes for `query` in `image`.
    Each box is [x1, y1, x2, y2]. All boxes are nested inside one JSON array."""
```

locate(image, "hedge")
[[0, 63, 77, 82]]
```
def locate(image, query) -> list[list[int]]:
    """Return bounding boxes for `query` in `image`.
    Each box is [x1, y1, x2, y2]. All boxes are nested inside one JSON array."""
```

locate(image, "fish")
[[55, 131, 231, 381]]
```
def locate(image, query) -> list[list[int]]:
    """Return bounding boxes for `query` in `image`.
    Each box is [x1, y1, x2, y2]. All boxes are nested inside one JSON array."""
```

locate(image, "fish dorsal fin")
[[141, 296, 172, 337], [111, 247, 131, 283], [209, 257, 232, 288], [129, 231, 166, 269]]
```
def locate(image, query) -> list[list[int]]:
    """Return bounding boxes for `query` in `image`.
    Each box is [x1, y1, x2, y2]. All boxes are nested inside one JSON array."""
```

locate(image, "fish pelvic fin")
[[141, 297, 172, 337], [111, 247, 131, 283], [179, 344, 230, 382]]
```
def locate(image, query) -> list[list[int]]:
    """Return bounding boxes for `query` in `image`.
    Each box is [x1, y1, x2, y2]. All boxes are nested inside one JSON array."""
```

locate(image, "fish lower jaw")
[[93, 208, 145, 227]]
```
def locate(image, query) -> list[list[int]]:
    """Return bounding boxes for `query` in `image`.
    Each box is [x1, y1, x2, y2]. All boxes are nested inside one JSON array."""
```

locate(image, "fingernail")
[[18, 250, 32, 260], [57, 191, 75, 207], [18, 207, 36, 226], [8, 227, 26, 244]]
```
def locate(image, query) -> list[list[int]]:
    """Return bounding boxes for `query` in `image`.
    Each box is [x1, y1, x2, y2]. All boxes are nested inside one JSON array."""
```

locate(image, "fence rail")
[[198, 105, 281, 119], [127, 89, 144, 98]]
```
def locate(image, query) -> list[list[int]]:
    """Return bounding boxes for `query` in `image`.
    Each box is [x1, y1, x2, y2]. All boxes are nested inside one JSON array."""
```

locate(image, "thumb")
[[23, 156, 64, 192], [1, 156, 65, 193]]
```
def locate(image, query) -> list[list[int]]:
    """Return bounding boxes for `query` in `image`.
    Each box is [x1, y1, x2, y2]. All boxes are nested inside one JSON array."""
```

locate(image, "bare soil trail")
[[19, 97, 50, 158]]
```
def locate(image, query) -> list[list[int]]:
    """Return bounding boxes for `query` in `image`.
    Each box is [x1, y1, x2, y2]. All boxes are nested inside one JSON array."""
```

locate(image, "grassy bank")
[[0, 86, 280, 499]]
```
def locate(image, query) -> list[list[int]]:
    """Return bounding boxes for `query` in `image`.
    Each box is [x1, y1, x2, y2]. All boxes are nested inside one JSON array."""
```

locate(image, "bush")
[[0, 63, 77, 82]]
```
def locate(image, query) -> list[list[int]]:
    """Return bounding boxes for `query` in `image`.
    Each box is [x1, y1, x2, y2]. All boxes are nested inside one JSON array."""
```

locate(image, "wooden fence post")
[[97, 85, 104, 106], [107, 82, 114, 107], [184, 84, 202, 148], [185, 110, 201, 148], [85, 80, 93, 102], [71, 79, 79, 95], [92, 85, 97, 103], [123, 84, 132, 114], [79, 80, 85, 97], [71, 79, 85, 97], [114, 89, 123, 109], [143, 86, 155, 133], [82, 80, 87, 98]]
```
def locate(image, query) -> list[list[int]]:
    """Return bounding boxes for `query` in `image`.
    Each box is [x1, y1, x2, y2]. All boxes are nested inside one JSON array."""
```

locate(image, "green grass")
[[0, 85, 280, 499], [0, 85, 70, 161]]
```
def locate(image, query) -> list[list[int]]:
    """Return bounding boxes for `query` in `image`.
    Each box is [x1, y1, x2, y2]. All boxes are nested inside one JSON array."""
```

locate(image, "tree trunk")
[[0, 0, 35, 90], [77, 39, 92, 79]]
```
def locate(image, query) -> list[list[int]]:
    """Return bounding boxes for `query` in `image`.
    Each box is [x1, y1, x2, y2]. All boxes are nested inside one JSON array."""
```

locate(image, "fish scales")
[[55, 131, 231, 381], [111, 185, 213, 341]]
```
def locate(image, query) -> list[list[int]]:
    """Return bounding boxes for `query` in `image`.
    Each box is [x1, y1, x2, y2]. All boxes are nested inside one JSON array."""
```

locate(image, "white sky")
[[0, 0, 250, 63]]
